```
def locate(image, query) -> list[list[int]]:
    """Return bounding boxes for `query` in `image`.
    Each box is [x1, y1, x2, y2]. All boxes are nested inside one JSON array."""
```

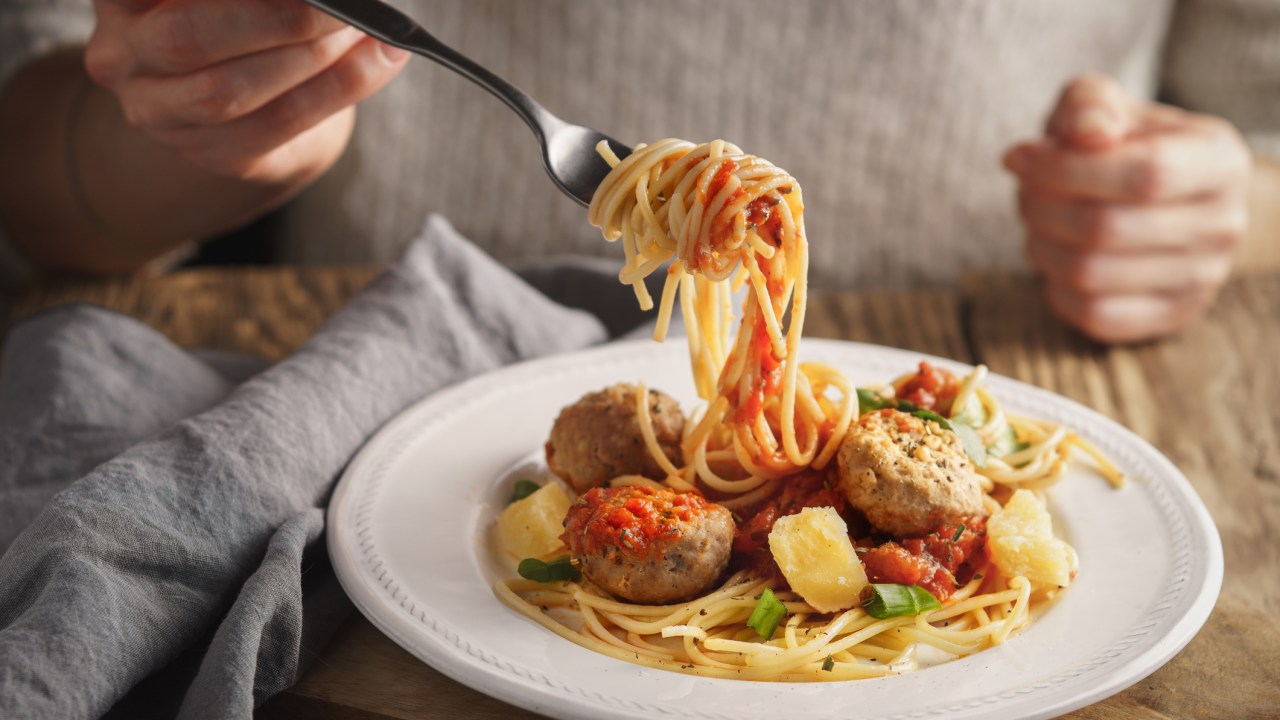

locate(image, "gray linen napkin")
[[0, 216, 610, 719]]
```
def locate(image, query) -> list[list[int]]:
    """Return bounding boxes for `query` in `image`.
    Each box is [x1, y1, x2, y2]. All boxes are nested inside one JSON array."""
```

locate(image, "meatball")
[[545, 384, 684, 493], [836, 409, 985, 537], [561, 485, 733, 604]]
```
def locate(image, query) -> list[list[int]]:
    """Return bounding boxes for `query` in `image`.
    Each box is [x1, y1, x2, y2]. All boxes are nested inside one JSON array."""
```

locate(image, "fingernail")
[[1003, 147, 1031, 175], [378, 42, 409, 64], [1075, 108, 1121, 139]]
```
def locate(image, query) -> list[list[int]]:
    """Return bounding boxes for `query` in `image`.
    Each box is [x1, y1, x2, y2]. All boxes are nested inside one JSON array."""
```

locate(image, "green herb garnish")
[[746, 588, 787, 641], [857, 387, 920, 414], [987, 425, 1030, 459], [911, 410, 987, 468], [821, 656, 835, 672], [856, 388, 892, 414], [861, 584, 941, 619], [517, 556, 581, 583], [508, 479, 541, 504], [951, 523, 966, 543]]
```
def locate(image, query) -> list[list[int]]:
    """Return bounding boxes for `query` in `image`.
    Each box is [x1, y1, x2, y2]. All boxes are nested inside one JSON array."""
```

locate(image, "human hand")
[[84, 0, 409, 183], [1003, 74, 1252, 344]]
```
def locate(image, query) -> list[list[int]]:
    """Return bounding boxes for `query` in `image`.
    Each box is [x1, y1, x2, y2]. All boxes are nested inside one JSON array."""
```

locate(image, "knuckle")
[[1064, 257, 1102, 294], [147, 6, 205, 70], [1190, 257, 1232, 290], [279, 3, 323, 41], [1083, 206, 1120, 248], [1126, 145, 1168, 202], [84, 35, 126, 87], [182, 72, 247, 125]]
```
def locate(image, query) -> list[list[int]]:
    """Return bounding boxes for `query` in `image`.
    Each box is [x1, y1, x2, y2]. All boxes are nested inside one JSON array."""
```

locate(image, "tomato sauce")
[[857, 516, 987, 601], [734, 315, 783, 424], [562, 485, 714, 561], [895, 361, 961, 414]]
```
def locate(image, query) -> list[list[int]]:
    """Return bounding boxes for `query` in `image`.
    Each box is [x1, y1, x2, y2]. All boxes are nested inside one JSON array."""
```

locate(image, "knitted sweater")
[[3, 0, 1279, 290]]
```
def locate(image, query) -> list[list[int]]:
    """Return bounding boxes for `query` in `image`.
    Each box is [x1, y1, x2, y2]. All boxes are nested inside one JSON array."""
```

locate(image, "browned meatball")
[[836, 409, 985, 537], [545, 384, 683, 493], [561, 485, 733, 604]]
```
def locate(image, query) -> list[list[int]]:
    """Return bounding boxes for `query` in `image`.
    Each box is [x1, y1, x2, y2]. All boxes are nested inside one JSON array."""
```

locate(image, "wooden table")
[[6, 267, 1279, 719]]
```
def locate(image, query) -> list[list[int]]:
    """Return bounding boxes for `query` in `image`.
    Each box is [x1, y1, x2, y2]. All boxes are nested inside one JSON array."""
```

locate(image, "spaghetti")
[[494, 140, 1122, 680]]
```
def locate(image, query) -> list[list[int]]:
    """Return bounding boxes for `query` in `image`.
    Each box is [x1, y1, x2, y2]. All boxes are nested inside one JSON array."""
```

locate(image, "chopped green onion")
[[951, 523, 967, 542], [508, 479, 541, 504], [821, 656, 835, 672], [911, 409, 949, 425], [857, 388, 920, 414], [746, 588, 787, 641], [912, 410, 987, 468], [861, 583, 941, 619], [517, 556, 580, 583], [856, 388, 892, 414]]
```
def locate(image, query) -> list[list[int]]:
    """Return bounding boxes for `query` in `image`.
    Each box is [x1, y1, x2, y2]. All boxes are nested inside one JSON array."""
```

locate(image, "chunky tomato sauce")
[[735, 315, 783, 424], [562, 485, 713, 561], [895, 361, 961, 414], [857, 516, 987, 601]]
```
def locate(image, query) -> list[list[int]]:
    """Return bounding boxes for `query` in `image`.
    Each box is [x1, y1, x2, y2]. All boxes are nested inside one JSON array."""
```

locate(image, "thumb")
[[1046, 73, 1134, 150]]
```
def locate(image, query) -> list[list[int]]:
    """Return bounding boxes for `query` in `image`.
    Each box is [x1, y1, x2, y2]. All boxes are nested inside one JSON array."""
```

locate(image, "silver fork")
[[301, 0, 632, 207]]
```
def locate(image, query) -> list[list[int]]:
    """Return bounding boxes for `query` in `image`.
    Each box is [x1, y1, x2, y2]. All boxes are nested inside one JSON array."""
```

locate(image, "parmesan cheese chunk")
[[768, 506, 867, 612], [988, 489, 1074, 588], [497, 483, 572, 559]]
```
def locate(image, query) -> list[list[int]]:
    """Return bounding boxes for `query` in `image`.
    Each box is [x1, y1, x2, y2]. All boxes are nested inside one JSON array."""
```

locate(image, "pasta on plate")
[[493, 139, 1123, 681]]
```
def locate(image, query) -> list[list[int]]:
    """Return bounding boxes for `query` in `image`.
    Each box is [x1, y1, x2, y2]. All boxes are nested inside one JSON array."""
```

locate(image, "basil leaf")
[[746, 588, 787, 641], [517, 556, 581, 583], [821, 656, 835, 672], [913, 410, 988, 469], [951, 422, 988, 469], [509, 479, 541, 504], [951, 523, 966, 543], [861, 584, 941, 619]]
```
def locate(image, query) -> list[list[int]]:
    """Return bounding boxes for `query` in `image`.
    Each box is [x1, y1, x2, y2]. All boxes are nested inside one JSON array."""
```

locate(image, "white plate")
[[327, 339, 1222, 720]]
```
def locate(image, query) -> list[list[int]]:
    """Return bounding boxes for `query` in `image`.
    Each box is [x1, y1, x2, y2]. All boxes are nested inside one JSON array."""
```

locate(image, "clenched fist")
[[1004, 74, 1252, 344]]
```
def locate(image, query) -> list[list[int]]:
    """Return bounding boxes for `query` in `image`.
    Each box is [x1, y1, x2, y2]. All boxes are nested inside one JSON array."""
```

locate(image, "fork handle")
[[301, 0, 562, 142]]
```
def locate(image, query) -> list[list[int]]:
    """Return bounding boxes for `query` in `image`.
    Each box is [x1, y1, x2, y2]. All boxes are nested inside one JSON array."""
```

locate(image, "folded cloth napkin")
[[0, 216, 611, 719]]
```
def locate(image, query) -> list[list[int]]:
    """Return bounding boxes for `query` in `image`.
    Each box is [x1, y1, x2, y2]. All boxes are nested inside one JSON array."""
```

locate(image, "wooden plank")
[[6, 265, 379, 360], [963, 271, 1280, 718], [805, 289, 970, 361], [267, 616, 544, 720]]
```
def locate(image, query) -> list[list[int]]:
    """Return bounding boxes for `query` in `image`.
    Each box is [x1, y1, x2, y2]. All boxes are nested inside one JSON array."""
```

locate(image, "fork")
[[301, 0, 632, 207]]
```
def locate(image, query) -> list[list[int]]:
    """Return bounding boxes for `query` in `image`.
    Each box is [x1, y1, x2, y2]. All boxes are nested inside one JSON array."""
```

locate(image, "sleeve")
[[0, 0, 96, 292], [1160, 0, 1280, 158]]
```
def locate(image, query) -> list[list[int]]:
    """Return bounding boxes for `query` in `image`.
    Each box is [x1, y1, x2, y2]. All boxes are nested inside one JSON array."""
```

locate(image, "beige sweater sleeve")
[[1161, 0, 1280, 158]]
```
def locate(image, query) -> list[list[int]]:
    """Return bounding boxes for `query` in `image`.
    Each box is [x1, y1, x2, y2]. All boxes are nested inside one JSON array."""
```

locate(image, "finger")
[[1045, 73, 1135, 150], [1004, 124, 1250, 202], [1017, 190, 1247, 252], [1044, 282, 1210, 344], [1027, 233, 1234, 295], [128, 0, 348, 75], [154, 37, 408, 177], [120, 26, 365, 130]]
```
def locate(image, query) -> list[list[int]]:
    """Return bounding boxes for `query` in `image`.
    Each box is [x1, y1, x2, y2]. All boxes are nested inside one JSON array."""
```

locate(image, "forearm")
[[0, 48, 349, 275], [1240, 156, 1280, 272]]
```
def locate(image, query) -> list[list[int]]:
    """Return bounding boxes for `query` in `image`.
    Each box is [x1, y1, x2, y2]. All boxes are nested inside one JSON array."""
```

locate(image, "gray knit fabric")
[[2, 0, 1279, 289]]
